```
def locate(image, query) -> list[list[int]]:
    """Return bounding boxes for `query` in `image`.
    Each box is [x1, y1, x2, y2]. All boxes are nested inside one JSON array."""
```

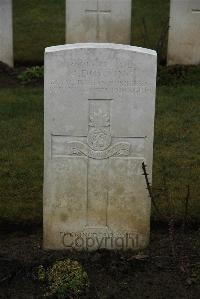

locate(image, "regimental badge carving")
[[57, 100, 131, 160], [65, 141, 130, 160], [87, 106, 112, 151], [89, 109, 110, 127], [87, 128, 112, 151]]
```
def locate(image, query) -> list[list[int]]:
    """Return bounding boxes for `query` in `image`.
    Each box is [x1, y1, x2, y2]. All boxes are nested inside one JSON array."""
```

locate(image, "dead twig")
[[142, 162, 166, 220], [142, 17, 150, 48], [155, 18, 169, 64], [182, 185, 190, 233]]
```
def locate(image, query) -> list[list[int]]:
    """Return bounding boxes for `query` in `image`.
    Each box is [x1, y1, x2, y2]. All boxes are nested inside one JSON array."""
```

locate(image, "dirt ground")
[[0, 223, 200, 299]]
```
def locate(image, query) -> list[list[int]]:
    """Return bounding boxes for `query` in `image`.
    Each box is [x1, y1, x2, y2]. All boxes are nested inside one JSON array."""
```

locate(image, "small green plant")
[[43, 259, 89, 298], [191, 263, 200, 285], [18, 66, 44, 84], [38, 265, 46, 282]]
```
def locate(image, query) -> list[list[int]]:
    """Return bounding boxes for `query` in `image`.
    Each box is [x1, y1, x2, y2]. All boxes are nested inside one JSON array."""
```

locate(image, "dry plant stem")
[[142, 17, 169, 63], [155, 18, 169, 63], [142, 163, 192, 283], [168, 218, 176, 260], [142, 163, 175, 259], [182, 185, 190, 233], [142, 17, 150, 48], [142, 162, 166, 220]]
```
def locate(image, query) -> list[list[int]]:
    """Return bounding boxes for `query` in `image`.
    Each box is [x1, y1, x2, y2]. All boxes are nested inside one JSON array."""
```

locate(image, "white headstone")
[[0, 0, 13, 67], [43, 44, 157, 251], [66, 0, 132, 44], [168, 0, 200, 65]]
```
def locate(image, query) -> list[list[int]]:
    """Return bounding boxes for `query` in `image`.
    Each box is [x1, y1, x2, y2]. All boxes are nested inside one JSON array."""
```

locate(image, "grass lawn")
[[132, 0, 170, 62], [13, 0, 170, 64], [1, 0, 199, 225], [0, 76, 199, 224], [0, 86, 43, 224], [13, 0, 65, 65], [154, 85, 200, 221]]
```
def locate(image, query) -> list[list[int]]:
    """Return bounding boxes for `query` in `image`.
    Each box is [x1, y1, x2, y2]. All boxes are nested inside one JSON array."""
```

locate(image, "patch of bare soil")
[[0, 225, 200, 299]]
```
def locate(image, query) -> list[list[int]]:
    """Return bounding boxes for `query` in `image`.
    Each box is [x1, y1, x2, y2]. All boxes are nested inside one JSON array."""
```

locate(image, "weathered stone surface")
[[43, 44, 157, 251], [0, 0, 13, 67], [66, 0, 132, 44], [168, 0, 200, 65]]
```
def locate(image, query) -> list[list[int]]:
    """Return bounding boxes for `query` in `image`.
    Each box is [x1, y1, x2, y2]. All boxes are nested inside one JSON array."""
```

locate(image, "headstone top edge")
[[45, 43, 157, 57]]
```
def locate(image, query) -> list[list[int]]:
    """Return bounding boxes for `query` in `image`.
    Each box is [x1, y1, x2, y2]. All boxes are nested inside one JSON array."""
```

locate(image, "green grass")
[[13, 0, 170, 64], [0, 80, 199, 224], [153, 85, 200, 220], [1, 1, 199, 224], [132, 0, 170, 62], [13, 0, 65, 64], [0, 86, 43, 223]]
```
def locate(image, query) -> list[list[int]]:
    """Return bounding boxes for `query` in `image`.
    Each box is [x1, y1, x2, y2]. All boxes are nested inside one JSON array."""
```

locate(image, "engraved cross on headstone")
[[52, 99, 145, 228], [85, 0, 111, 40]]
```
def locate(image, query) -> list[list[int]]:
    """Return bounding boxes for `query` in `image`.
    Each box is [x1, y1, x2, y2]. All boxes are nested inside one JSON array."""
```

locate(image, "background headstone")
[[168, 0, 200, 65], [66, 0, 132, 44], [44, 43, 157, 251], [0, 0, 13, 67]]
